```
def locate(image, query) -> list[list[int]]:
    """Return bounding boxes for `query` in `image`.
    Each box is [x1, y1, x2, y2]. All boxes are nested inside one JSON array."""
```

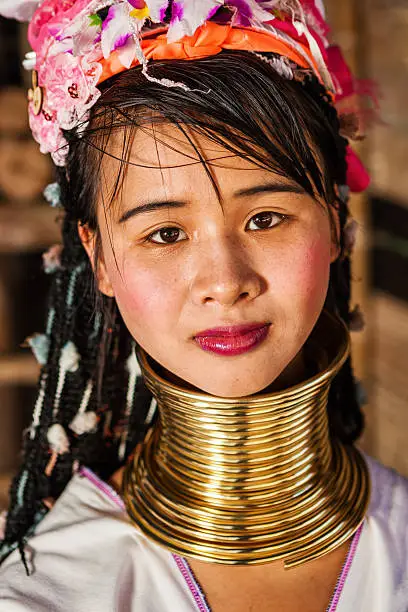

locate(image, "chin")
[[192, 375, 275, 399]]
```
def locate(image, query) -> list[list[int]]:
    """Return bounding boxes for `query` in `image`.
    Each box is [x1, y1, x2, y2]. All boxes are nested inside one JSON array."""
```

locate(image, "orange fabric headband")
[[98, 22, 320, 86]]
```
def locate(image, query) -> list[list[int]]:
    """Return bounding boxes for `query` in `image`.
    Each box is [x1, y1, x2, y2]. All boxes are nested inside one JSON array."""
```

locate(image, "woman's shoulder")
[[0, 468, 195, 612], [364, 452, 408, 524], [0, 469, 146, 611], [364, 452, 408, 551], [363, 453, 408, 611]]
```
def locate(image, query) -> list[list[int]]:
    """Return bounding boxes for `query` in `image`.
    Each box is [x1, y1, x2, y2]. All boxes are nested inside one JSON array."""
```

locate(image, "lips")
[[194, 323, 270, 356]]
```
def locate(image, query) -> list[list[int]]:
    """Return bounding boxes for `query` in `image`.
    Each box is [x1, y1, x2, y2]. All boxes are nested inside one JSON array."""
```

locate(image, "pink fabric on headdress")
[[266, 14, 328, 61], [326, 44, 373, 191], [346, 146, 370, 193], [328, 44, 379, 127], [28, 0, 90, 52], [302, 0, 329, 37], [327, 45, 354, 99]]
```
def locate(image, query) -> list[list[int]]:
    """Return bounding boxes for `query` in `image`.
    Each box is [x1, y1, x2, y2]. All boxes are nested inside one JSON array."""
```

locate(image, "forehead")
[[107, 122, 253, 167], [101, 123, 289, 206]]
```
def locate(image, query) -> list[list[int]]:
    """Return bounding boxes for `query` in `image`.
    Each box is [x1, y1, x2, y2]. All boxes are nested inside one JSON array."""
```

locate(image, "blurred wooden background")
[[0, 0, 407, 510], [326, 0, 408, 478]]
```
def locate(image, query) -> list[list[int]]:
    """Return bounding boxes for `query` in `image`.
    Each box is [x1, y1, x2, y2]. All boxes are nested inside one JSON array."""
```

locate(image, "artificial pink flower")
[[29, 0, 95, 51], [29, 0, 67, 48], [29, 103, 68, 165], [32, 49, 102, 165], [167, 0, 224, 42], [128, 0, 145, 5], [101, 3, 137, 62], [145, 0, 170, 22], [226, 0, 277, 27], [54, 14, 101, 58], [36, 51, 102, 137]]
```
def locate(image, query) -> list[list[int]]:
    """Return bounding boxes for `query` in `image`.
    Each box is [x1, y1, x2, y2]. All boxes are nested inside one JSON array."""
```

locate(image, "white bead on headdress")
[[69, 379, 98, 435], [47, 424, 70, 454], [43, 182, 62, 208], [70, 410, 98, 436], [26, 333, 50, 366], [45, 341, 82, 456], [59, 341, 81, 373], [52, 341, 81, 420], [42, 244, 63, 275], [29, 307, 56, 440]]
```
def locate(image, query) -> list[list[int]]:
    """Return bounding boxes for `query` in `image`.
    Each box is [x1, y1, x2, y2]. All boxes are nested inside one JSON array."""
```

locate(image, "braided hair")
[[0, 50, 364, 570]]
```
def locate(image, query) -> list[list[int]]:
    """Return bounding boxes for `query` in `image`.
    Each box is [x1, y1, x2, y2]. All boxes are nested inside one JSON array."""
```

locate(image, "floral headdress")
[[0, 0, 371, 190]]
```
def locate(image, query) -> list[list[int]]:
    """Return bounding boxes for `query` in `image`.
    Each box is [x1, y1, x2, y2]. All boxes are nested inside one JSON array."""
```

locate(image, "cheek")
[[300, 237, 331, 291], [271, 234, 331, 311], [107, 257, 182, 332]]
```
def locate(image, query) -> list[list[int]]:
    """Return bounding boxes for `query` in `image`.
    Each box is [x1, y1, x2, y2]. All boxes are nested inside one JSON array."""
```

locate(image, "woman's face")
[[82, 125, 338, 397]]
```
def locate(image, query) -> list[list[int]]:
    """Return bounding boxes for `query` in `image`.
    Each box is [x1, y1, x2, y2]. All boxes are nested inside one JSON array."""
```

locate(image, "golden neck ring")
[[122, 311, 370, 567]]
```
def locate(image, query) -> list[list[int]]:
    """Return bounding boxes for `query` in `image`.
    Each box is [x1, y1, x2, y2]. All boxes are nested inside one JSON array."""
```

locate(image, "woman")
[[0, 1, 406, 610]]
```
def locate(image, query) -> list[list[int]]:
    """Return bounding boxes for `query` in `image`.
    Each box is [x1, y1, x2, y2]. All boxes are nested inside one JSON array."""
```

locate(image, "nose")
[[190, 237, 265, 307]]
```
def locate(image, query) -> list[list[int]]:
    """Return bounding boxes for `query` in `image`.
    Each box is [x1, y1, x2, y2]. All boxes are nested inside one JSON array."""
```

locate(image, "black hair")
[[0, 50, 363, 570]]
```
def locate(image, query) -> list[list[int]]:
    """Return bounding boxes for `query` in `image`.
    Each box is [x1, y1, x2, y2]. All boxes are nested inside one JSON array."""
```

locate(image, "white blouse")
[[0, 454, 407, 611]]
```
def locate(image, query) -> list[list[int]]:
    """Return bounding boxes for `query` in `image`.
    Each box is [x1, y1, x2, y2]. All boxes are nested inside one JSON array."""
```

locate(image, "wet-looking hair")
[[0, 50, 363, 569]]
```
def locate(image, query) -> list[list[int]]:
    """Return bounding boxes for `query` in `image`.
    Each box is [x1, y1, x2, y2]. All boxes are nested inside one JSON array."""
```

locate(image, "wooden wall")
[[326, 0, 408, 476]]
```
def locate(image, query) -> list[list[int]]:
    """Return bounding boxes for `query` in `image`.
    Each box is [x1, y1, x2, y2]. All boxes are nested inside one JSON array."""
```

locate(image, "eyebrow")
[[234, 182, 306, 198], [119, 200, 185, 224], [118, 182, 306, 223]]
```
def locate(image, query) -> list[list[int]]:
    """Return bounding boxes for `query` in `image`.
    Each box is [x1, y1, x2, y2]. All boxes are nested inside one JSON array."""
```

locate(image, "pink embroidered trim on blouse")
[[80, 466, 210, 610], [173, 555, 211, 612], [326, 522, 364, 612], [79, 466, 125, 511]]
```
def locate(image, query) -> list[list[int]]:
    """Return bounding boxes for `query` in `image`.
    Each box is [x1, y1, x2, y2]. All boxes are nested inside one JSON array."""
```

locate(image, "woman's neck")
[[122, 311, 370, 568]]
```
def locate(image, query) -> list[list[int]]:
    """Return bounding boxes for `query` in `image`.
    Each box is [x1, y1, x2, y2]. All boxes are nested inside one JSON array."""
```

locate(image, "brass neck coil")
[[122, 311, 370, 568]]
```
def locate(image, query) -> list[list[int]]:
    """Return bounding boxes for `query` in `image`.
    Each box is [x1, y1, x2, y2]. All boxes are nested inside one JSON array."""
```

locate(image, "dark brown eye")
[[149, 227, 186, 244], [247, 212, 284, 231]]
